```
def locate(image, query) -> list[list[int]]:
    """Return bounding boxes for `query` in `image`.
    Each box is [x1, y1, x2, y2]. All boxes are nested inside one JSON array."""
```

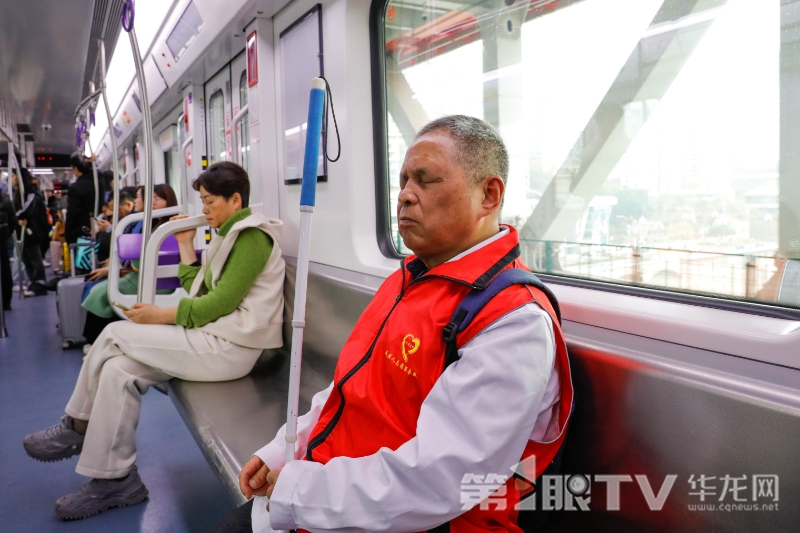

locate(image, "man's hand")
[[239, 456, 271, 499], [18, 219, 26, 226], [265, 467, 283, 511], [123, 303, 175, 324]]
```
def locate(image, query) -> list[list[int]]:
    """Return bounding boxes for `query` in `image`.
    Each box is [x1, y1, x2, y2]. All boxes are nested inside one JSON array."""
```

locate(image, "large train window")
[[377, 0, 800, 310], [208, 89, 226, 165], [238, 70, 250, 173]]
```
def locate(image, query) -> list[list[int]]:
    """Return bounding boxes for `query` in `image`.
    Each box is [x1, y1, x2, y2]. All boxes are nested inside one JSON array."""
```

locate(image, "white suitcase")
[[56, 276, 87, 349]]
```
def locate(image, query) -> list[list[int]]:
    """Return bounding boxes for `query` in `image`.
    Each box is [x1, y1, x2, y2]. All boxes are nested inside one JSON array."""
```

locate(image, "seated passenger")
[[217, 116, 571, 533], [23, 162, 286, 520], [81, 185, 176, 347]]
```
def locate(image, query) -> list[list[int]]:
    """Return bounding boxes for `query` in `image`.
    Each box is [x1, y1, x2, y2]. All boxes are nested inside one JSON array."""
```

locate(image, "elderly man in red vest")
[[215, 115, 572, 533]]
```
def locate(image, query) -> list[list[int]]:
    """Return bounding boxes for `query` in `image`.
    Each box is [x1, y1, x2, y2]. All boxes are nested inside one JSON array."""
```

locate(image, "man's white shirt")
[[251, 230, 560, 533]]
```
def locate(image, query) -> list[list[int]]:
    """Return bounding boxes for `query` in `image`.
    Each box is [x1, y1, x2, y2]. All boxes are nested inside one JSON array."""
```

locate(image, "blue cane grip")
[[300, 84, 325, 207]]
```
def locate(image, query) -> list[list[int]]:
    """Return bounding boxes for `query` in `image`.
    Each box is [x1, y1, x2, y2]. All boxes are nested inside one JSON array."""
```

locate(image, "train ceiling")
[[0, 0, 125, 156]]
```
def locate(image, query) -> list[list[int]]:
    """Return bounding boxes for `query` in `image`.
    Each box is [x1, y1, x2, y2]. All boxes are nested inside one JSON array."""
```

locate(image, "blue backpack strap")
[[441, 269, 561, 369]]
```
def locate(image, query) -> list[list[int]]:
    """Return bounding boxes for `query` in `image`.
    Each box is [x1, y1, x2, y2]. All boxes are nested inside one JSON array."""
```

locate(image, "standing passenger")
[[65, 152, 103, 245], [12, 168, 48, 296], [23, 162, 286, 520]]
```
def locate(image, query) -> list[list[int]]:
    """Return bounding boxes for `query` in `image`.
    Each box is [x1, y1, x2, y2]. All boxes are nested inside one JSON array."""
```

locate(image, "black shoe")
[[55, 467, 149, 520]]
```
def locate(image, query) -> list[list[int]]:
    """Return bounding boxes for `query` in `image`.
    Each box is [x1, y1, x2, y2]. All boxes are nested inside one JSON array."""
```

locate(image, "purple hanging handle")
[[122, 0, 135, 33]]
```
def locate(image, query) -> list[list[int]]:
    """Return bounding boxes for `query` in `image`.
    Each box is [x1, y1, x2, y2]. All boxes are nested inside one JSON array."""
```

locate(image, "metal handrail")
[[139, 214, 207, 304], [123, 2, 155, 303], [107, 205, 183, 318], [99, 38, 123, 308], [74, 89, 102, 119], [84, 96, 101, 220], [180, 135, 193, 215]]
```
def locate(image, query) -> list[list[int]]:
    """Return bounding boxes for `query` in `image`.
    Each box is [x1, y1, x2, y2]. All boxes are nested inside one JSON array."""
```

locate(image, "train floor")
[[0, 273, 236, 532]]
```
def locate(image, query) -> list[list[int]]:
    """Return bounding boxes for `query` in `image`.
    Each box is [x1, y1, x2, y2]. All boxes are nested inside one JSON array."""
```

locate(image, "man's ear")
[[232, 192, 243, 209], [481, 175, 504, 216]]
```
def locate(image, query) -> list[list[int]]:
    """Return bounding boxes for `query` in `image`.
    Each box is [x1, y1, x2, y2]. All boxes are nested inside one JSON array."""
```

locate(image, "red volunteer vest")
[[305, 226, 573, 533]]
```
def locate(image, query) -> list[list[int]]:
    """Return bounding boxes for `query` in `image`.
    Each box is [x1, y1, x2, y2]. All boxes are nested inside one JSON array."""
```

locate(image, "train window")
[[378, 0, 800, 310], [208, 89, 225, 165], [238, 70, 250, 173]]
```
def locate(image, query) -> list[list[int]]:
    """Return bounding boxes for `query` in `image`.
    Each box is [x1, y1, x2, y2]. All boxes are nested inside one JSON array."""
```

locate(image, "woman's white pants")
[[65, 320, 262, 479]]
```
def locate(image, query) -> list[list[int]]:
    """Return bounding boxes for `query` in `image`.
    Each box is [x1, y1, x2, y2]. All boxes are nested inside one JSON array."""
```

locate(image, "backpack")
[[439, 268, 568, 533], [73, 237, 99, 272]]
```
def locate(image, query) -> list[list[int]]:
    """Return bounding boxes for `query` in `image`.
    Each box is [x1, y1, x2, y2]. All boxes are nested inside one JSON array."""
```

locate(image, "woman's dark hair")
[[101, 170, 115, 187], [192, 162, 250, 208], [133, 184, 178, 229], [70, 152, 93, 175], [154, 183, 178, 209], [12, 168, 35, 210]]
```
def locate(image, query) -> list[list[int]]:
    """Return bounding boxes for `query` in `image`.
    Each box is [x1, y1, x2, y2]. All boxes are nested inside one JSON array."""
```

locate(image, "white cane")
[[284, 78, 327, 473]]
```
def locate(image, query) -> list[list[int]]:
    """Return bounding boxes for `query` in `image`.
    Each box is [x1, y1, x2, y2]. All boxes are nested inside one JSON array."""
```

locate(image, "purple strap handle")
[[122, 0, 135, 33]]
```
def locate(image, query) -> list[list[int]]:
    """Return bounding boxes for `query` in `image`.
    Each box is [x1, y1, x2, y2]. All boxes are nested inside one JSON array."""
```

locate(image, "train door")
[[159, 124, 180, 197], [230, 52, 250, 174], [204, 66, 232, 166]]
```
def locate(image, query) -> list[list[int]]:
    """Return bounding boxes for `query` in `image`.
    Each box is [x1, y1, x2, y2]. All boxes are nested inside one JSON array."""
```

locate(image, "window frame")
[[369, 0, 402, 259], [368, 0, 800, 320], [207, 88, 225, 165]]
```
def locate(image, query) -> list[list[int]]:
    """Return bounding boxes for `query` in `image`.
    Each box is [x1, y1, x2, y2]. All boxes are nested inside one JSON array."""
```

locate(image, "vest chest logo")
[[384, 334, 421, 379], [402, 334, 420, 361]]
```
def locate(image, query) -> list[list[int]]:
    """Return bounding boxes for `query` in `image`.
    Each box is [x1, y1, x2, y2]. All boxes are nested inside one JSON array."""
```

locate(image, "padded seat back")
[[116, 234, 185, 290]]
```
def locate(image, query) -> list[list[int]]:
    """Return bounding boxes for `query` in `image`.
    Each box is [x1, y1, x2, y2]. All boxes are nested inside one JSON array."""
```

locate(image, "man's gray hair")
[[416, 115, 509, 186]]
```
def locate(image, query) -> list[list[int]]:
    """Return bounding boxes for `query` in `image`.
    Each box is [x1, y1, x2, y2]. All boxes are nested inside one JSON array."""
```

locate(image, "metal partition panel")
[[550, 322, 800, 532]]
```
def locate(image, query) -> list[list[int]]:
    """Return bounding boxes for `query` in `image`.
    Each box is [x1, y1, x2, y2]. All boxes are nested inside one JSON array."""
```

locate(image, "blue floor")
[[0, 285, 236, 532]]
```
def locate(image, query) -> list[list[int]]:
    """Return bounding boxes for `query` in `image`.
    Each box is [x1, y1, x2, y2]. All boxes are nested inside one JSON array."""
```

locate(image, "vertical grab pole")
[[122, 0, 155, 303], [99, 38, 122, 304], [284, 79, 326, 469], [85, 92, 101, 220]]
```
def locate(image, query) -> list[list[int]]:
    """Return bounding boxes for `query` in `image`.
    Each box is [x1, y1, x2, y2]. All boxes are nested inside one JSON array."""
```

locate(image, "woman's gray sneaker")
[[55, 467, 149, 520], [23, 415, 84, 462]]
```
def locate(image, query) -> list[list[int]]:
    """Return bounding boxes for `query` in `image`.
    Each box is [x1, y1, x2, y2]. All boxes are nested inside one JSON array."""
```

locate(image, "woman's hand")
[[123, 303, 177, 324], [170, 214, 197, 245], [18, 219, 26, 226], [95, 219, 110, 231], [87, 267, 109, 281]]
